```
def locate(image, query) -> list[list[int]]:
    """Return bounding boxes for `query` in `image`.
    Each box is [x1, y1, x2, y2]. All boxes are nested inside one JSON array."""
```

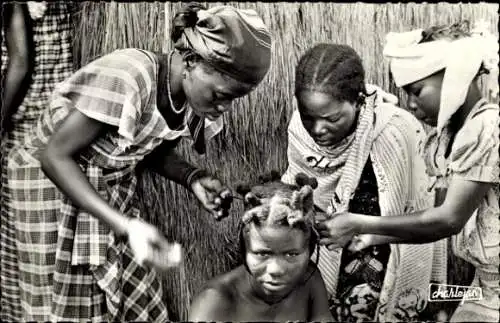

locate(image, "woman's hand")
[[316, 212, 364, 250], [365, 83, 399, 105], [126, 218, 183, 271], [347, 234, 376, 253], [191, 176, 233, 220]]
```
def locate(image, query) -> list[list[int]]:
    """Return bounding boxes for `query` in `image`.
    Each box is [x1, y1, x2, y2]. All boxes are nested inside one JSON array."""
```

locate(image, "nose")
[[311, 120, 328, 137], [266, 257, 286, 277], [407, 95, 419, 112]]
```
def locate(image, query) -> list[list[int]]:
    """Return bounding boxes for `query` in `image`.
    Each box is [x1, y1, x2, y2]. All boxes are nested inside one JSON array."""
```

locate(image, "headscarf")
[[383, 21, 499, 135], [172, 3, 272, 86]]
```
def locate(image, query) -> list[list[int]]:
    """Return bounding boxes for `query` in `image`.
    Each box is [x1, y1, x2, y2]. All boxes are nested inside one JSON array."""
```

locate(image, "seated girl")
[[188, 172, 333, 321]]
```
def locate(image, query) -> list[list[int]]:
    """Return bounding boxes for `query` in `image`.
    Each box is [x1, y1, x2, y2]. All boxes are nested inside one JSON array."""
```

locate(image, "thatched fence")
[[72, 2, 498, 320]]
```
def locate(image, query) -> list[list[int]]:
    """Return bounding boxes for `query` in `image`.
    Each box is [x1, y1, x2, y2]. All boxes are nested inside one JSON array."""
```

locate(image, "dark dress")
[[329, 158, 391, 322]]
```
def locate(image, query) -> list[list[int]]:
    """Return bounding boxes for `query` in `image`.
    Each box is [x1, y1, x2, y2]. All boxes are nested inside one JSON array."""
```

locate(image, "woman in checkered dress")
[[2, 3, 272, 322], [1, 2, 74, 321]]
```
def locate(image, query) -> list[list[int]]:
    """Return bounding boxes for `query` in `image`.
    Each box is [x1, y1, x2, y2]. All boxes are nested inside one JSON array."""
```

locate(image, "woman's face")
[[245, 224, 310, 300], [296, 90, 358, 147], [403, 71, 444, 126], [182, 62, 254, 121]]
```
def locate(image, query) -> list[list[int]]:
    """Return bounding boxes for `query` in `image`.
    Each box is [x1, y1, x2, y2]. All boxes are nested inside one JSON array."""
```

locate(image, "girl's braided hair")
[[236, 171, 319, 257]]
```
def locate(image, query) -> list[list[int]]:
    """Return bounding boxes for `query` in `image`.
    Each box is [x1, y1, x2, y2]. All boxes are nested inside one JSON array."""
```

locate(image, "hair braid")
[[295, 43, 368, 105]]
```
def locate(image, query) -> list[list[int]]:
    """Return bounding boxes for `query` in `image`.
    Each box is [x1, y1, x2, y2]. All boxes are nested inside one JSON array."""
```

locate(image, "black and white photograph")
[[1, 1, 498, 322]]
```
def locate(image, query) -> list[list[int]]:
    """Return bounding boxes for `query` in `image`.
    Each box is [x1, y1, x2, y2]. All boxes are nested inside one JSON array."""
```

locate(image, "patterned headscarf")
[[172, 3, 272, 86], [383, 21, 499, 135]]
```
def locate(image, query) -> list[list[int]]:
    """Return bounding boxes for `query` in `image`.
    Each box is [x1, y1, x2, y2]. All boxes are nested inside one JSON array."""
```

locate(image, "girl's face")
[[245, 224, 310, 300], [182, 62, 254, 121], [296, 90, 357, 146], [403, 71, 444, 126]]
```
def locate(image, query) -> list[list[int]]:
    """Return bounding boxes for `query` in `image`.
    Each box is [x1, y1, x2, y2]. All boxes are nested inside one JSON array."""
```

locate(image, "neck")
[[157, 50, 186, 110], [244, 270, 289, 306]]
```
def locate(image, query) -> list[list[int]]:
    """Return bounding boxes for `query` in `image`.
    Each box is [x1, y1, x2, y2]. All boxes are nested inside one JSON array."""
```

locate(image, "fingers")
[[319, 237, 342, 249], [148, 242, 183, 270], [210, 188, 233, 220], [145, 235, 183, 271], [347, 240, 363, 253]]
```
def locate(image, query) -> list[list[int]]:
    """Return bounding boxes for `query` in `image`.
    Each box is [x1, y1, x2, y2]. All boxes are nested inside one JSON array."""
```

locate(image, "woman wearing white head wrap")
[[315, 21, 499, 322]]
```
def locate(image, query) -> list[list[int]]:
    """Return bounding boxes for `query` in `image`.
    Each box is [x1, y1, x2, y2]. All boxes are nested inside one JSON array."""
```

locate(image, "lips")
[[313, 137, 333, 146], [206, 112, 221, 121], [262, 281, 287, 291]]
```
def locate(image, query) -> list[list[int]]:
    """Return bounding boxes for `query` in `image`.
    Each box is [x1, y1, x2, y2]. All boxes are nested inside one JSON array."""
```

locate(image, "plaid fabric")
[[4, 48, 218, 321], [1, 3, 74, 321], [0, 2, 74, 122], [1, 124, 34, 321]]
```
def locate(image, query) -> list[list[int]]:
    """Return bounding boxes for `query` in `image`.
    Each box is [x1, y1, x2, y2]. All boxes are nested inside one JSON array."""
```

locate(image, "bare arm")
[[142, 141, 207, 190], [357, 178, 491, 242], [39, 109, 129, 236], [188, 287, 233, 321], [143, 142, 233, 220], [309, 269, 334, 321], [1, 3, 34, 132], [350, 187, 450, 249], [320, 178, 492, 248]]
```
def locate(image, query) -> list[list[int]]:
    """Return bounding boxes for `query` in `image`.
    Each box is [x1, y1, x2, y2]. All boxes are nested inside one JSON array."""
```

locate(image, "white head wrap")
[[383, 21, 499, 134]]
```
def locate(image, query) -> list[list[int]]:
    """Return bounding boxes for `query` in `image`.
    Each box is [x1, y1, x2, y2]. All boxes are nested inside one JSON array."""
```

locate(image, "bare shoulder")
[[307, 263, 326, 288], [188, 267, 243, 321]]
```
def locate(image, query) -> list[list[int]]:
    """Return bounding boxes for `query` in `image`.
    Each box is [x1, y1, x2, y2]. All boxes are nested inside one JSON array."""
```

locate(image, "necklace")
[[166, 50, 186, 114]]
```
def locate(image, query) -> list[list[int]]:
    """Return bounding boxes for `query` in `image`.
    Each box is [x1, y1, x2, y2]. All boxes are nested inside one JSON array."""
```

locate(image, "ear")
[[182, 51, 202, 71], [241, 209, 257, 224]]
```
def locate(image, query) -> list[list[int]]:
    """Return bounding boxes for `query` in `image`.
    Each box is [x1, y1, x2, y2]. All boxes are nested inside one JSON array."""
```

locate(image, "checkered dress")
[[1, 3, 73, 321], [5, 48, 223, 321]]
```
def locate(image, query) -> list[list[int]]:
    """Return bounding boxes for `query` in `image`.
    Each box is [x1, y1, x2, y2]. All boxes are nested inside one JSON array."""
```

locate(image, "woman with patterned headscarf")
[[3, 2, 271, 321], [317, 21, 499, 322]]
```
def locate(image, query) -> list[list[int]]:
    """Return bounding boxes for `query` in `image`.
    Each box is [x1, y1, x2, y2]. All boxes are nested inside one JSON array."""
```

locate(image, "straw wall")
[[72, 2, 499, 320]]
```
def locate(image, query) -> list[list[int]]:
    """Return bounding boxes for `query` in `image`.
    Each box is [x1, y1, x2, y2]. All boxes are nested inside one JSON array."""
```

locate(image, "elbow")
[[435, 207, 465, 236], [39, 147, 53, 174], [39, 145, 61, 176], [443, 218, 463, 236]]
